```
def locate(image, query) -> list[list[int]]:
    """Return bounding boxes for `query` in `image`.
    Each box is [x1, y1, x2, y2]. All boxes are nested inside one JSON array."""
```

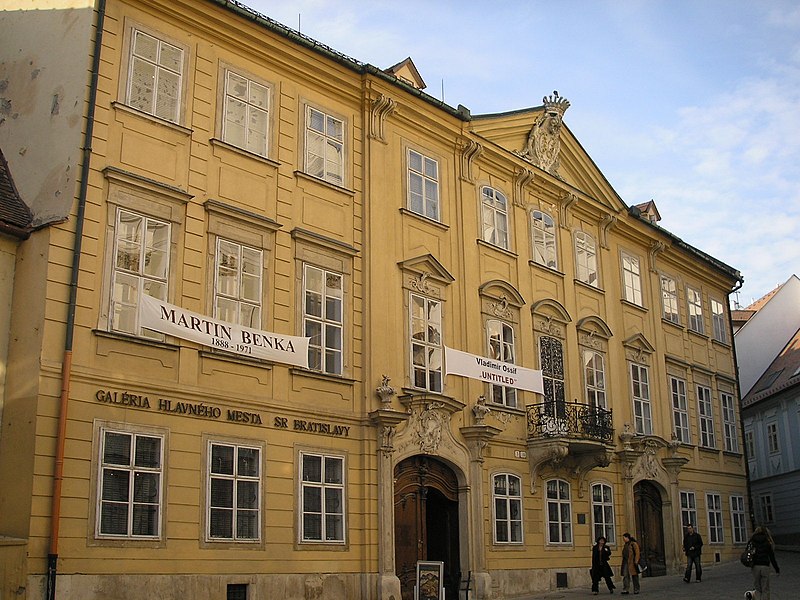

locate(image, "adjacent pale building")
[[0, 1, 748, 599]]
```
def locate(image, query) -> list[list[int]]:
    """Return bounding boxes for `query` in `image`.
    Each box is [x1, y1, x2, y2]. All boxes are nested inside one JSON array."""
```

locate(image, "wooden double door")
[[394, 456, 461, 600], [634, 480, 667, 577]]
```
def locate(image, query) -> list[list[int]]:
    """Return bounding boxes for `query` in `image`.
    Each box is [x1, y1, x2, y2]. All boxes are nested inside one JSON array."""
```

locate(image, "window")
[[622, 252, 642, 305], [759, 494, 774, 524], [767, 422, 779, 454], [540, 336, 565, 414], [706, 493, 723, 543], [208, 442, 261, 541], [575, 231, 598, 286], [671, 376, 691, 444], [481, 186, 509, 249], [111, 208, 170, 340], [631, 363, 652, 435], [223, 71, 269, 156], [215, 238, 262, 328], [546, 479, 572, 544], [687, 287, 704, 334], [680, 491, 697, 527], [97, 428, 163, 538], [487, 320, 516, 408], [407, 149, 440, 221], [721, 392, 738, 452], [531, 210, 557, 269], [305, 106, 344, 185], [745, 428, 755, 458], [697, 385, 716, 448], [584, 350, 607, 409], [304, 265, 343, 375], [661, 275, 679, 324], [493, 473, 523, 543], [300, 452, 345, 543], [126, 29, 183, 123], [591, 483, 616, 544], [711, 298, 728, 343], [227, 584, 248, 600], [731, 495, 747, 544], [410, 293, 443, 392]]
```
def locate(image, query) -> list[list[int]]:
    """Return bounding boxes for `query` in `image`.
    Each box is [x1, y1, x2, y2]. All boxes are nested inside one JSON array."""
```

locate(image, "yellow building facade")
[[0, 1, 747, 599]]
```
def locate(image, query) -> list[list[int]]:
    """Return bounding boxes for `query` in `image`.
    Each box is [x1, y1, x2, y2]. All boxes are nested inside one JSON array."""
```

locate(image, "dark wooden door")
[[394, 456, 460, 600], [634, 480, 667, 577]]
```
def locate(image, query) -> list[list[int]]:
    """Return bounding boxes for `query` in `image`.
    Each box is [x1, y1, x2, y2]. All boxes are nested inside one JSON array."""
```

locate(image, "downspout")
[[46, 1, 106, 598]]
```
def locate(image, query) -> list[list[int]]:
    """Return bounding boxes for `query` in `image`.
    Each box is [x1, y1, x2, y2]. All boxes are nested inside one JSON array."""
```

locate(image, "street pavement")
[[512, 550, 798, 600]]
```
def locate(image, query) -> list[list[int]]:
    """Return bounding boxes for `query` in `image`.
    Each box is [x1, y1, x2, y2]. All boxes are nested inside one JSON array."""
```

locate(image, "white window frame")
[[745, 428, 755, 458], [110, 208, 171, 340], [721, 392, 738, 452], [706, 493, 724, 544], [531, 210, 557, 269], [222, 70, 270, 157], [480, 186, 509, 249], [687, 286, 704, 334], [767, 422, 779, 454], [299, 451, 346, 544], [487, 319, 517, 408], [207, 441, 262, 542], [621, 252, 643, 305], [680, 490, 697, 527], [670, 376, 691, 444], [96, 426, 164, 539], [759, 494, 774, 524], [730, 495, 747, 544], [591, 482, 616, 544], [697, 385, 716, 448], [305, 106, 344, 185], [303, 264, 344, 375], [584, 350, 607, 409], [661, 275, 680, 324], [126, 28, 184, 123], [631, 363, 652, 435], [407, 149, 440, 221], [492, 473, 523, 544], [214, 238, 263, 329], [546, 479, 572, 545], [711, 298, 728, 343], [575, 231, 598, 286], [410, 292, 443, 392]]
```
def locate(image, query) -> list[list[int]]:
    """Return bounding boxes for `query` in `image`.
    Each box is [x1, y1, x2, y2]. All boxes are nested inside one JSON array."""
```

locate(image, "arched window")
[[487, 319, 516, 408], [481, 186, 509, 250], [531, 210, 557, 269]]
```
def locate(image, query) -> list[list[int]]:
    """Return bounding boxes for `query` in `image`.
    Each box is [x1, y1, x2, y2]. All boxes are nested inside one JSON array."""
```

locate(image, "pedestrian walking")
[[745, 526, 780, 600], [590, 535, 616, 595], [620, 532, 641, 595], [683, 524, 703, 582]]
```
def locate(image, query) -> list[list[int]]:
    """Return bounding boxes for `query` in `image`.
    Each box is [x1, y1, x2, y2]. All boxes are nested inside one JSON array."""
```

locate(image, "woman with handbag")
[[745, 526, 780, 600], [590, 535, 616, 594]]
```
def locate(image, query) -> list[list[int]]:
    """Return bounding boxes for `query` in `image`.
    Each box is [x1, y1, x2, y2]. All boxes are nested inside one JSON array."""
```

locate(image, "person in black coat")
[[682, 524, 703, 582], [747, 526, 780, 600], [591, 535, 616, 594]]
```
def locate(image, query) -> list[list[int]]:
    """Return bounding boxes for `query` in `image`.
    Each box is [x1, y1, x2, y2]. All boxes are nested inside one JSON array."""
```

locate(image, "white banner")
[[444, 346, 543, 394], [140, 295, 310, 368]]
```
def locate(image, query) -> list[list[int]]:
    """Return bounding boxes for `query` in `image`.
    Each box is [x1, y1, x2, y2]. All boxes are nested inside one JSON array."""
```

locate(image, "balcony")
[[525, 401, 615, 495]]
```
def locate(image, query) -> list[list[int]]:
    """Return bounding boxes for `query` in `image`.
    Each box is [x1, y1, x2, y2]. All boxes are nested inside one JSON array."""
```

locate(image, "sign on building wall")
[[444, 346, 544, 393], [140, 295, 310, 368]]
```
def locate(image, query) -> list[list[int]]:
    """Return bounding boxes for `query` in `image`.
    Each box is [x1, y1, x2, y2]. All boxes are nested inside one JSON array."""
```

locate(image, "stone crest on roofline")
[[518, 91, 570, 178]]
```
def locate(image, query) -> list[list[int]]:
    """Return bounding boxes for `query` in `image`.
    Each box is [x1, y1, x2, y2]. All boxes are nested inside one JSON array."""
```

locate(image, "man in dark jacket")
[[682, 524, 704, 582]]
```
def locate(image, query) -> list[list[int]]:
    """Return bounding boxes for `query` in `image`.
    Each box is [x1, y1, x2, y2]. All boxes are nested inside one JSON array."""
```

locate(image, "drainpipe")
[[46, 1, 106, 598]]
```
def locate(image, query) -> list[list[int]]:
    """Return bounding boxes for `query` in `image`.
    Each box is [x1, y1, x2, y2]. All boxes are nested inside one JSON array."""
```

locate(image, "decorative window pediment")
[[576, 315, 613, 350], [399, 254, 454, 298], [622, 333, 655, 364], [531, 298, 571, 339], [479, 280, 525, 322]]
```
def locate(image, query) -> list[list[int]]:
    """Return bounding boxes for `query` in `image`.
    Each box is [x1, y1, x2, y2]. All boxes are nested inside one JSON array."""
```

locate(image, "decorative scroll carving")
[[472, 395, 491, 424], [649, 240, 666, 273], [599, 214, 617, 248], [526, 442, 569, 495], [414, 402, 446, 454], [410, 271, 432, 294], [615, 429, 689, 484], [369, 94, 395, 143], [513, 168, 535, 207], [369, 408, 409, 457], [559, 191, 578, 229], [490, 295, 512, 319], [520, 91, 571, 177], [375, 375, 396, 407], [537, 316, 565, 339], [460, 139, 483, 183]]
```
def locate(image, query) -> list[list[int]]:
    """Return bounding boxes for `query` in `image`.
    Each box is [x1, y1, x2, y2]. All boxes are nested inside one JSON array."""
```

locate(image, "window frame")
[[711, 298, 728, 343], [687, 286, 705, 334], [303, 264, 344, 375], [480, 186, 510, 250], [660, 274, 680, 324], [680, 490, 697, 528], [221, 68, 271, 157], [621, 251, 643, 305], [299, 451, 346, 544], [697, 384, 716, 449], [487, 319, 517, 408], [545, 478, 572, 545], [706, 493, 724, 544], [409, 292, 443, 393], [730, 495, 747, 544], [670, 376, 691, 444], [492, 473, 524, 544], [721, 391, 738, 453], [575, 231, 598, 287], [531, 209, 558, 269], [631, 363, 652, 435], [304, 105, 345, 186], [214, 237, 264, 329], [591, 482, 616, 544], [766, 422, 779, 454], [744, 428, 755, 458], [407, 148, 440, 221], [583, 349, 607, 410], [759, 493, 774, 524]]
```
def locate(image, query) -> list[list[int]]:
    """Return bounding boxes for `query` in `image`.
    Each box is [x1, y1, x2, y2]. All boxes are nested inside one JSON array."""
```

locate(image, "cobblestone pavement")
[[511, 550, 798, 600]]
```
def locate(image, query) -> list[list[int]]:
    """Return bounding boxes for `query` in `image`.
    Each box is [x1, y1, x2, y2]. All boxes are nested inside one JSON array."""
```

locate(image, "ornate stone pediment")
[[395, 393, 466, 460], [518, 92, 571, 178]]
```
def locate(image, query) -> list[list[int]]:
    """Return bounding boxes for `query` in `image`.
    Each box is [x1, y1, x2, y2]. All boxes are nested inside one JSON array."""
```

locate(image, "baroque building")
[[0, 1, 747, 599]]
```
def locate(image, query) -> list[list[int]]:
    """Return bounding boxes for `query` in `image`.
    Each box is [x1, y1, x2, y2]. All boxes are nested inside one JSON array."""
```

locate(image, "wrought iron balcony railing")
[[526, 401, 613, 443]]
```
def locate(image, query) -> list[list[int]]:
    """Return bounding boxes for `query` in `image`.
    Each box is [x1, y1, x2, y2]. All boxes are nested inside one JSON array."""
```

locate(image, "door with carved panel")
[[634, 480, 667, 576]]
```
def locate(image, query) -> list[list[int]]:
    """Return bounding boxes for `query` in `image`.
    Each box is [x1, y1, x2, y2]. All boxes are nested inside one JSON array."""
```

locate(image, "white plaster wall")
[[735, 275, 800, 396]]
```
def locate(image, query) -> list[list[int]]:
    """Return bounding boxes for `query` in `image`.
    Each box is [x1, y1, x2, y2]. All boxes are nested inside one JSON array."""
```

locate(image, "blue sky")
[[247, 0, 800, 307]]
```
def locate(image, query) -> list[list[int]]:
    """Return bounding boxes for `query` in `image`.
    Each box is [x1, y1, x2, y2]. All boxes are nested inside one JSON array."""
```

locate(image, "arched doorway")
[[634, 480, 667, 576], [394, 456, 461, 600]]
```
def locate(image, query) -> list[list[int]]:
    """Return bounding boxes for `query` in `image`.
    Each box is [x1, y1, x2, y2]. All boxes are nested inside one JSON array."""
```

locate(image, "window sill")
[[528, 261, 564, 277], [294, 170, 355, 195], [711, 337, 731, 349], [111, 101, 192, 136], [661, 317, 683, 330], [399, 207, 449, 231], [210, 138, 280, 168], [621, 298, 648, 313], [575, 279, 605, 295], [477, 238, 517, 258], [688, 328, 709, 340], [290, 367, 356, 385], [93, 328, 180, 352], [199, 349, 274, 369]]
